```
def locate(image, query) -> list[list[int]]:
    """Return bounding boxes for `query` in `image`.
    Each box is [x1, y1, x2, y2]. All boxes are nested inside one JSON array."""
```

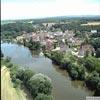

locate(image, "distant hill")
[[1, 20, 16, 25]]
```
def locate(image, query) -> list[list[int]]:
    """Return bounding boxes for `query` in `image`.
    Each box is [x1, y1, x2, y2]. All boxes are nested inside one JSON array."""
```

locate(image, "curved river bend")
[[1, 43, 92, 100]]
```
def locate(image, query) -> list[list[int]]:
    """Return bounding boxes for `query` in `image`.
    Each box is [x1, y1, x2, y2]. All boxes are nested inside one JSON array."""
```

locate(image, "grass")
[[1, 66, 32, 100]]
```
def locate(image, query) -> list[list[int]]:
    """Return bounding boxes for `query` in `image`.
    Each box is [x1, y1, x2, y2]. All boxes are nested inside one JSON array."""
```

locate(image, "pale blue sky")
[[1, 0, 100, 20]]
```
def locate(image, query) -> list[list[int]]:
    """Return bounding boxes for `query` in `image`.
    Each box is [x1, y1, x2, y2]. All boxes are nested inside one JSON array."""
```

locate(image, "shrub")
[[5, 57, 11, 63], [16, 69, 25, 80], [23, 69, 35, 82], [85, 71, 100, 90], [68, 63, 86, 80], [84, 57, 95, 72], [96, 48, 100, 58], [70, 69, 78, 80], [1, 51, 4, 58], [13, 79, 22, 88], [60, 58, 71, 69], [51, 51, 64, 65], [10, 66, 19, 80], [35, 94, 53, 100], [6, 62, 13, 68], [95, 82, 100, 96]]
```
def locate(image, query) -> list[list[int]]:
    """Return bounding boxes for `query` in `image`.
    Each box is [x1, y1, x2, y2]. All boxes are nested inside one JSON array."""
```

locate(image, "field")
[[1, 66, 32, 100], [81, 21, 100, 26]]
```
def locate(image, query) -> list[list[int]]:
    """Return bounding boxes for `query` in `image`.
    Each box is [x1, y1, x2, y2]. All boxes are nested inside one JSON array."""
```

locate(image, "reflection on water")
[[1, 43, 93, 100], [53, 64, 69, 77], [31, 50, 40, 56], [53, 63, 94, 95]]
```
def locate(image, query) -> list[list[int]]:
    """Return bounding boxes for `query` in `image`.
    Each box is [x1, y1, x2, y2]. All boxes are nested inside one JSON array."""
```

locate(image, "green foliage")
[[68, 63, 85, 80], [83, 56, 100, 72], [85, 71, 100, 91], [84, 57, 95, 72], [91, 32, 100, 38], [74, 31, 84, 38], [23, 38, 41, 50], [90, 38, 100, 50], [1, 50, 4, 58], [35, 94, 53, 100], [1, 22, 34, 33], [13, 78, 22, 88], [70, 69, 78, 80], [28, 73, 52, 97], [96, 48, 100, 58], [1, 58, 53, 98], [51, 51, 64, 65], [23, 69, 35, 82], [60, 58, 71, 69], [6, 62, 13, 68], [95, 82, 100, 96], [10, 66, 19, 79], [5, 57, 11, 63]]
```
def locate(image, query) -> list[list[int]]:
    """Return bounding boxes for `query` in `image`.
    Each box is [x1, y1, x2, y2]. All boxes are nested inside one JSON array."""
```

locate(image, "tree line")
[[44, 51, 100, 96]]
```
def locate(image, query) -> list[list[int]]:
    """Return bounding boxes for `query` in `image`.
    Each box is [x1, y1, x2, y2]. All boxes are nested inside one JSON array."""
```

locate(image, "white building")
[[91, 30, 97, 33]]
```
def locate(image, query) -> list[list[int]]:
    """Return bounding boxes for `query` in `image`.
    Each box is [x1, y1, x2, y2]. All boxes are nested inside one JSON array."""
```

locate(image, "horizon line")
[[1, 15, 100, 21]]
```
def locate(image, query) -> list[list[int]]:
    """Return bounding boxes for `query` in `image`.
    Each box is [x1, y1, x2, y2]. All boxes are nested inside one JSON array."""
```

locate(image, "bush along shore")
[[1, 55, 53, 100], [44, 51, 100, 96]]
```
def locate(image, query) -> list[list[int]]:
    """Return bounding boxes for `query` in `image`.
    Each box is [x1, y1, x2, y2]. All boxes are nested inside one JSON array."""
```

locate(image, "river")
[[1, 43, 93, 100]]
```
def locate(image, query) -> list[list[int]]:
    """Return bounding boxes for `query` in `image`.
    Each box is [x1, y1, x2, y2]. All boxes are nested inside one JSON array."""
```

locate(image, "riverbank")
[[1, 43, 93, 100], [1, 66, 32, 100], [44, 51, 100, 96], [1, 56, 53, 100]]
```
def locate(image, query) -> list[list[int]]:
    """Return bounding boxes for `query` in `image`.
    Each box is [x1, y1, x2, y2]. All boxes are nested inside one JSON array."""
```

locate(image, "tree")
[[16, 69, 25, 80], [1, 50, 4, 58], [16, 69, 35, 85], [5, 56, 11, 63], [70, 69, 78, 80], [68, 63, 86, 80], [95, 82, 100, 96], [35, 94, 53, 100], [28, 73, 52, 97], [85, 71, 100, 90], [51, 51, 64, 65], [23, 69, 35, 83], [84, 57, 95, 72], [96, 48, 100, 58], [6, 62, 13, 68], [77, 65, 86, 80], [83, 56, 100, 73], [90, 38, 100, 50]]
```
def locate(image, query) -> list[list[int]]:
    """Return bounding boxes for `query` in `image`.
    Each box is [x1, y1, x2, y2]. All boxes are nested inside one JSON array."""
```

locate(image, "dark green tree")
[[96, 48, 100, 58]]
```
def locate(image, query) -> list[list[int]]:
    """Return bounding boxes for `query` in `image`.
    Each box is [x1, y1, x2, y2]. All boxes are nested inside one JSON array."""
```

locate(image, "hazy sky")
[[1, 0, 100, 20]]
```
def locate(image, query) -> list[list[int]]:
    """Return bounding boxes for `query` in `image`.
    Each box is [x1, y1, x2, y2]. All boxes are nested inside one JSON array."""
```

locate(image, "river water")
[[1, 43, 93, 100]]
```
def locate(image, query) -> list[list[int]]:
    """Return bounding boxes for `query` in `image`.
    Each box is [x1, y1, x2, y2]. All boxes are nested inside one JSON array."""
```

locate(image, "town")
[[15, 21, 99, 58], [1, 17, 100, 100]]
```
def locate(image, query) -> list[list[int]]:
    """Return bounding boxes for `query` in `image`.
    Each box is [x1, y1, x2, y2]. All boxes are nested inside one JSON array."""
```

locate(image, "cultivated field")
[[81, 22, 100, 26], [1, 66, 32, 100]]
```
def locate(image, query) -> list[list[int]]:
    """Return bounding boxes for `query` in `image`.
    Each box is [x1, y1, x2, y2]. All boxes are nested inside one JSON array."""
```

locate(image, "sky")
[[1, 0, 100, 20]]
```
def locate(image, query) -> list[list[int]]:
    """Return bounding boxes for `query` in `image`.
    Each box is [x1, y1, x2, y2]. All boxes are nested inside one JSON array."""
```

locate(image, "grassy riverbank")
[[1, 66, 32, 100], [1, 56, 53, 100]]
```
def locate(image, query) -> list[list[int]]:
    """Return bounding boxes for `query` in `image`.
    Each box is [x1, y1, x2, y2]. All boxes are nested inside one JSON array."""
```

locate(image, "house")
[[45, 39, 54, 51], [78, 44, 95, 57], [91, 30, 97, 34]]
